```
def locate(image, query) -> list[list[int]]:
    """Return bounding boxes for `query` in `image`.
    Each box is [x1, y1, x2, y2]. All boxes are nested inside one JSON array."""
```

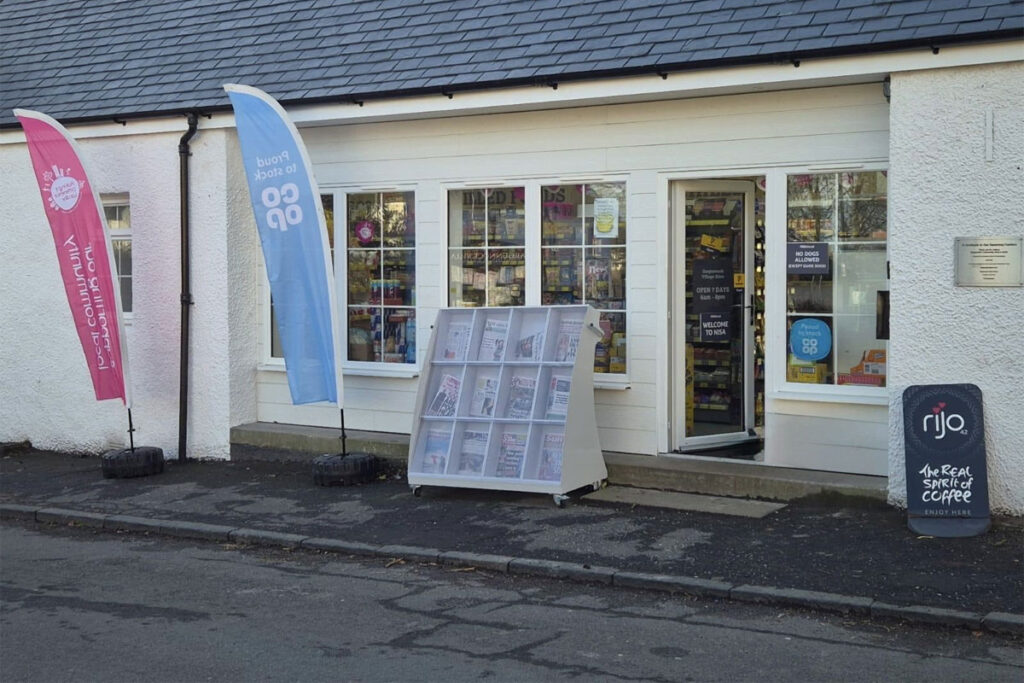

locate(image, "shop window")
[[542, 182, 627, 375], [446, 183, 628, 376], [270, 194, 336, 359], [448, 187, 526, 307], [345, 191, 416, 363], [785, 171, 888, 388], [103, 198, 132, 314]]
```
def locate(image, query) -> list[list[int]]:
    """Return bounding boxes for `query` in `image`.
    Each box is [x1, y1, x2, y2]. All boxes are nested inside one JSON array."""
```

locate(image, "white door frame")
[[670, 180, 756, 452]]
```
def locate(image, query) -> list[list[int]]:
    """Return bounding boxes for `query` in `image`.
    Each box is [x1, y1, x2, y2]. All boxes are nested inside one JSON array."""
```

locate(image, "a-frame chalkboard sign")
[[902, 383, 990, 537]]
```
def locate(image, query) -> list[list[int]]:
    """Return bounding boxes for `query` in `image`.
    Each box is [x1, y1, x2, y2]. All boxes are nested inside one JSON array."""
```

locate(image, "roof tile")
[[1, 0, 1018, 125]]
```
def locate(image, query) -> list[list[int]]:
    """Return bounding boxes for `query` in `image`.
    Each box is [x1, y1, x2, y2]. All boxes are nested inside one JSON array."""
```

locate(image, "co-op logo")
[[261, 183, 302, 231], [922, 402, 968, 440]]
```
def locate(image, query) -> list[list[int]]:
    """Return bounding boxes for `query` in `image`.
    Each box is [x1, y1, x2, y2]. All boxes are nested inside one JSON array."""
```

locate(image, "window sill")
[[769, 386, 888, 406], [595, 375, 630, 391], [259, 360, 419, 380]]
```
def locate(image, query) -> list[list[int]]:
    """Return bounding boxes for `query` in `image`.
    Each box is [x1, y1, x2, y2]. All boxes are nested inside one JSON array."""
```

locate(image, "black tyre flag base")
[[312, 452, 380, 486], [101, 446, 165, 479]]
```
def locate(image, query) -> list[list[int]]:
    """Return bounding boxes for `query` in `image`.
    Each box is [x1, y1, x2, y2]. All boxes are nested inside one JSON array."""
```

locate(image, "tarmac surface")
[[1, 446, 1021, 635]]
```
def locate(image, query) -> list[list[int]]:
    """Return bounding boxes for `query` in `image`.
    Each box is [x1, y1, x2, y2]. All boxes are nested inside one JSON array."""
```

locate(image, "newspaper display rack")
[[408, 305, 607, 506]]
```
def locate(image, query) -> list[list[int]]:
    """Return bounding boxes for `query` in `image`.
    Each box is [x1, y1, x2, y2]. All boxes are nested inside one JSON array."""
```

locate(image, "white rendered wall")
[[888, 62, 1024, 514], [0, 126, 242, 460]]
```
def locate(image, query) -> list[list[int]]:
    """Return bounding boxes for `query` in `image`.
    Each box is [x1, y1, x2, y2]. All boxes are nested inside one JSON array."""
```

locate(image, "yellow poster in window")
[[593, 198, 619, 239]]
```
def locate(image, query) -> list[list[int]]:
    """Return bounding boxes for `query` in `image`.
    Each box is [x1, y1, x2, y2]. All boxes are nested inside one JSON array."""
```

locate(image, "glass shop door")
[[671, 180, 759, 452]]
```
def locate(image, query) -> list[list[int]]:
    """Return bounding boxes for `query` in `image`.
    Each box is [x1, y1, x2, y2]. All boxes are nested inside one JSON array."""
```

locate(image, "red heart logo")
[[932, 406, 941, 414], [938, 402, 946, 409]]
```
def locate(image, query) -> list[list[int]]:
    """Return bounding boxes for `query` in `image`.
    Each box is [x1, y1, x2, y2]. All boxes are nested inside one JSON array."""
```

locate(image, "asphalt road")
[[1, 521, 1021, 683]]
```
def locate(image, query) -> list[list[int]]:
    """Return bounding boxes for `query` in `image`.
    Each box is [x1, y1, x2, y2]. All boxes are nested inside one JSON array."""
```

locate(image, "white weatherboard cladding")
[[257, 83, 889, 457], [889, 62, 1024, 514], [0, 128, 242, 460]]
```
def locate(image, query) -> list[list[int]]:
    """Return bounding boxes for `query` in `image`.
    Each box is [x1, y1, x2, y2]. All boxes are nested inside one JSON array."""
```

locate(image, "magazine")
[[505, 375, 537, 419], [513, 330, 545, 361], [495, 431, 527, 478], [538, 432, 564, 481], [420, 428, 451, 474], [424, 374, 461, 416], [457, 429, 489, 475], [468, 375, 498, 417], [553, 317, 583, 363], [544, 374, 571, 420], [477, 317, 508, 361], [441, 321, 472, 361]]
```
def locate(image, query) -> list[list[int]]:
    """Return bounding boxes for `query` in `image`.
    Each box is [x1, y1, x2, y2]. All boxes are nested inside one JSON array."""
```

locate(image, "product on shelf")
[[441, 321, 472, 361], [495, 431, 527, 478], [477, 317, 508, 361], [544, 375, 572, 421], [538, 432, 564, 481], [469, 376, 499, 417], [513, 329, 545, 361], [421, 428, 451, 474], [425, 374, 461, 416], [506, 374, 537, 419], [456, 430, 488, 475], [553, 318, 583, 363]]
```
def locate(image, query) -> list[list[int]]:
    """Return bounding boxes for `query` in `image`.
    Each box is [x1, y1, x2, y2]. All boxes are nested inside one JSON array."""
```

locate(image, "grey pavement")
[[1, 446, 1021, 636]]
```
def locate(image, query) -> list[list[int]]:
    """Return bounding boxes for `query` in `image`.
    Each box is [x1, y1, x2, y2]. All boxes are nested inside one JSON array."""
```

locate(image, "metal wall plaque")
[[954, 236, 1023, 287]]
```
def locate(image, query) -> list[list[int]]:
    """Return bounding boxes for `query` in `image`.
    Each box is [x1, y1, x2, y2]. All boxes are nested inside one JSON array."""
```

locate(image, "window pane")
[[836, 243, 886, 315], [449, 249, 485, 306], [322, 195, 334, 251], [380, 307, 416, 364], [347, 306, 374, 361], [347, 250, 379, 305], [787, 174, 835, 242], [447, 187, 525, 307], [347, 193, 381, 249], [594, 312, 626, 374], [542, 184, 583, 246], [488, 248, 524, 306], [113, 239, 132, 312], [541, 247, 581, 305], [450, 190, 486, 248], [786, 248, 834, 314], [383, 192, 414, 248], [585, 247, 626, 309], [834, 315, 887, 387], [786, 315, 833, 385], [487, 188, 525, 246], [585, 182, 627, 246], [382, 249, 415, 306], [839, 171, 887, 241]]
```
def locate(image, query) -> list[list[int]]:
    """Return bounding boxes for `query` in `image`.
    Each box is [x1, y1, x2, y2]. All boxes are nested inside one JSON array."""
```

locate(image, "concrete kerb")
[[1, 502, 1020, 635]]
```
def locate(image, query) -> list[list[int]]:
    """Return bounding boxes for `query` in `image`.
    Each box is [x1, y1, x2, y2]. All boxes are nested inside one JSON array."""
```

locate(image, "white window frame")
[[337, 187, 420, 378], [102, 193, 132, 322], [440, 177, 631, 390], [765, 165, 889, 406], [260, 188, 420, 378]]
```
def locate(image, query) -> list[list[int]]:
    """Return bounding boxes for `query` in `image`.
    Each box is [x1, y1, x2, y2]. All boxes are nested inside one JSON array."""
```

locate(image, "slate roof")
[[1, 0, 1021, 128]]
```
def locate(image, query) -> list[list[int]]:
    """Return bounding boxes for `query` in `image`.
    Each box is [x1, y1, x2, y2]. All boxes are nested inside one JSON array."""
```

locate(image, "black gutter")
[[0, 30, 1019, 130], [177, 113, 199, 464]]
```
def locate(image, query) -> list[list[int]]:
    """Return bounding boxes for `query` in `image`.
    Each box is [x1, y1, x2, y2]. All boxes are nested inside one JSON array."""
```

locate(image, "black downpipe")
[[178, 113, 199, 463]]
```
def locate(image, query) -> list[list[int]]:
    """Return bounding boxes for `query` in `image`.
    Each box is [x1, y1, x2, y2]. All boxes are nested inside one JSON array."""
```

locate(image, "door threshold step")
[[583, 486, 786, 518]]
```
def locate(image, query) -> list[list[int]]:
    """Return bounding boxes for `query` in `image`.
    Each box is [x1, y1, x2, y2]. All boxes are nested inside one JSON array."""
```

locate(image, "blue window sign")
[[789, 318, 831, 361]]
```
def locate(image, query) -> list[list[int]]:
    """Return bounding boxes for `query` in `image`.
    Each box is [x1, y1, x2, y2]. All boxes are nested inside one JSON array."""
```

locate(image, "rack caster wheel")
[[411, 485, 422, 497], [553, 494, 569, 508], [591, 480, 607, 492]]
